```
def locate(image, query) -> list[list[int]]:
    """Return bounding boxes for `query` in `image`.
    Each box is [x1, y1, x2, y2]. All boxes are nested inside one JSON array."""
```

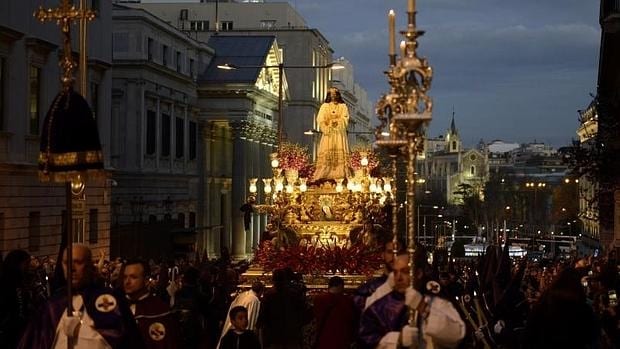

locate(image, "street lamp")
[[217, 62, 345, 147]]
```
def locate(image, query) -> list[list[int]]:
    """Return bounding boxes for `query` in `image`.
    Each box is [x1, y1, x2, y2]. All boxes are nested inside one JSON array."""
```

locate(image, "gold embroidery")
[[38, 150, 103, 166]]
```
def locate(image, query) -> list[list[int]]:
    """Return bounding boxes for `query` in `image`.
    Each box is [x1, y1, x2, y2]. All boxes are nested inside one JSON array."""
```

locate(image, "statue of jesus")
[[313, 87, 352, 181]]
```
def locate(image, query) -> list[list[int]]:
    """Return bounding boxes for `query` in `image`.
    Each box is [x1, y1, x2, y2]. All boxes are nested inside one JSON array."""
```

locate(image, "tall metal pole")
[[79, 0, 88, 98], [406, 136, 417, 290], [277, 63, 283, 147], [417, 204, 420, 243], [391, 157, 399, 247], [65, 183, 73, 349]]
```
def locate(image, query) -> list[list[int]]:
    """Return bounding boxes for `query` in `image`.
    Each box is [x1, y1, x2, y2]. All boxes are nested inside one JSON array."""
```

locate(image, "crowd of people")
[[0, 240, 619, 348]]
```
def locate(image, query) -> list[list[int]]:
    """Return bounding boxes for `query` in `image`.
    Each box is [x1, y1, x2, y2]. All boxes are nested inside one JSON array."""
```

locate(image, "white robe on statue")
[[313, 102, 352, 180]]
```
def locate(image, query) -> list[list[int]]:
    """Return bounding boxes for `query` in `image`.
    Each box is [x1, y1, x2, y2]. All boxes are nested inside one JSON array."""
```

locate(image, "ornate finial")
[[34, 0, 96, 91], [375, 2, 433, 150]]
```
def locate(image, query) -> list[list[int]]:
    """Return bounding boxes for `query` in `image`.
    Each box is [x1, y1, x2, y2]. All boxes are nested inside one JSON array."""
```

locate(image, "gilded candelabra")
[[375, 0, 433, 290]]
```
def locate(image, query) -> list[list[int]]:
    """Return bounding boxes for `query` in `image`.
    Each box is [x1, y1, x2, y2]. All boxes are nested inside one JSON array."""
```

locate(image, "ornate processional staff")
[[34, 2, 102, 348], [375, 0, 433, 320]]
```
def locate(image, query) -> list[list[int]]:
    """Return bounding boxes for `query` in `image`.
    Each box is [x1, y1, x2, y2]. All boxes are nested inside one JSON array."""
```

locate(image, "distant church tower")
[[445, 110, 461, 153]]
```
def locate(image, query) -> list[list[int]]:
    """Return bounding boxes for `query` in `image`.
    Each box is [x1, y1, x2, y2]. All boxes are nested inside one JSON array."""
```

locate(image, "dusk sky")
[[293, 0, 601, 147], [146, 0, 601, 147]]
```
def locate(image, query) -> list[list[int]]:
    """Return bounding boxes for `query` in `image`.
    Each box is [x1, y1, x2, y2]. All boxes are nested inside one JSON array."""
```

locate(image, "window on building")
[[189, 212, 196, 228], [89, 209, 98, 244], [161, 113, 171, 157], [190, 20, 209, 31], [162, 45, 169, 66], [260, 20, 276, 29], [149, 215, 157, 224], [221, 21, 233, 31], [147, 38, 154, 61], [177, 212, 185, 227], [164, 214, 171, 222], [29, 65, 41, 135], [176, 51, 182, 72], [0, 57, 5, 130], [90, 82, 99, 119], [470, 165, 475, 176], [74, 217, 85, 243], [189, 121, 197, 160], [28, 211, 41, 252], [179, 9, 188, 20], [146, 110, 156, 155], [175, 117, 184, 158], [189, 58, 195, 77], [451, 141, 457, 151]]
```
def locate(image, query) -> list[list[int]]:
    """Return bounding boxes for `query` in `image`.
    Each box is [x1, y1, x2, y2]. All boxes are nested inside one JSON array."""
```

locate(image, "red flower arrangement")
[[254, 240, 383, 276], [278, 142, 310, 171], [299, 162, 316, 179], [349, 146, 379, 171]]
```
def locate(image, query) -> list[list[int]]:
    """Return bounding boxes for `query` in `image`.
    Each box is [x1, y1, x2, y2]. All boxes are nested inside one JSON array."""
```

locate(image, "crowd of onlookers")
[[1, 243, 619, 348]]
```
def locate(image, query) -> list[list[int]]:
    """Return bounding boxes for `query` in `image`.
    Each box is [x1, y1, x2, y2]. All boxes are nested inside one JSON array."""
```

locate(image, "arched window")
[[470, 165, 476, 175], [452, 141, 457, 151]]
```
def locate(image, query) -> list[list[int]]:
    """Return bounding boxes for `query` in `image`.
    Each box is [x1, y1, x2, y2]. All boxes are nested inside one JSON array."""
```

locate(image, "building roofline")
[[113, 5, 215, 55]]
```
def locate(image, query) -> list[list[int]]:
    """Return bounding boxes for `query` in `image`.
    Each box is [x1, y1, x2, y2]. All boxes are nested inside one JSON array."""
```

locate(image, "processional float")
[[243, 0, 433, 289]]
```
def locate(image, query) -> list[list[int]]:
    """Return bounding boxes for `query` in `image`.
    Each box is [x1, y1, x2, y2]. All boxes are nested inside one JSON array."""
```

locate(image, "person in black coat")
[[523, 267, 601, 349]]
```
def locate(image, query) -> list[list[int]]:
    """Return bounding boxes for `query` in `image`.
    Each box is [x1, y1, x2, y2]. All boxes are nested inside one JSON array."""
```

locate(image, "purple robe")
[[353, 274, 388, 313], [358, 291, 409, 349], [17, 286, 145, 349]]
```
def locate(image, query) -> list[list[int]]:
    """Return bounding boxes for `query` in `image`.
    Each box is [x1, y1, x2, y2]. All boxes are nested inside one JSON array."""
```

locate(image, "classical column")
[[246, 135, 257, 254], [222, 183, 232, 253], [231, 121, 248, 260], [199, 121, 210, 254]]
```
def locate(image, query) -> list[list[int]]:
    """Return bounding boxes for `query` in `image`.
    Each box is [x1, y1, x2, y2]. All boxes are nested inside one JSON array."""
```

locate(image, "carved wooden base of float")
[[239, 265, 379, 291]]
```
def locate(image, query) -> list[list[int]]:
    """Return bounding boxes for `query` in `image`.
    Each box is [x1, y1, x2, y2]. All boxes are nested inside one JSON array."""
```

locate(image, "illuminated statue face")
[[329, 88, 338, 101]]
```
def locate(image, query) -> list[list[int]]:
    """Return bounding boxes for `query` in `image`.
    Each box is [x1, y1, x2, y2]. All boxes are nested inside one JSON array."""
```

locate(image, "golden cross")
[[34, 0, 96, 94]]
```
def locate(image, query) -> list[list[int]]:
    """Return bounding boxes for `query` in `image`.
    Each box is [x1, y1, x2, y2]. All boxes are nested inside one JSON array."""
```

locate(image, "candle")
[[456, 297, 478, 329], [408, 0, 415, 13], [473, 292, 484, 327], [457, 297, 491, 348], [388, 10, 395, 56], [400, 40, 406, 58]]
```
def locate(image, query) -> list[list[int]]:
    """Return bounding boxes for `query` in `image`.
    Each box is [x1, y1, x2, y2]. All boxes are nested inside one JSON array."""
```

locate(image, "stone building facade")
[[0, 0, 113, 257], [125, 1, 372, 152], [110, 4, 214, 257]]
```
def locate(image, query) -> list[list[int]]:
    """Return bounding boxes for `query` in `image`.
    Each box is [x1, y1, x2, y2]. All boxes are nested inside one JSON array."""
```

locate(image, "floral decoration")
[[349, 145, 379, 171], [278, 142, 310, 171], [254, 240, 383, 276]]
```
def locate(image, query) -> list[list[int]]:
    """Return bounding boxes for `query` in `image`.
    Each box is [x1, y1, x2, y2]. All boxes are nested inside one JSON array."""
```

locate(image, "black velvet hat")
[[38, 87, 104, 182]]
